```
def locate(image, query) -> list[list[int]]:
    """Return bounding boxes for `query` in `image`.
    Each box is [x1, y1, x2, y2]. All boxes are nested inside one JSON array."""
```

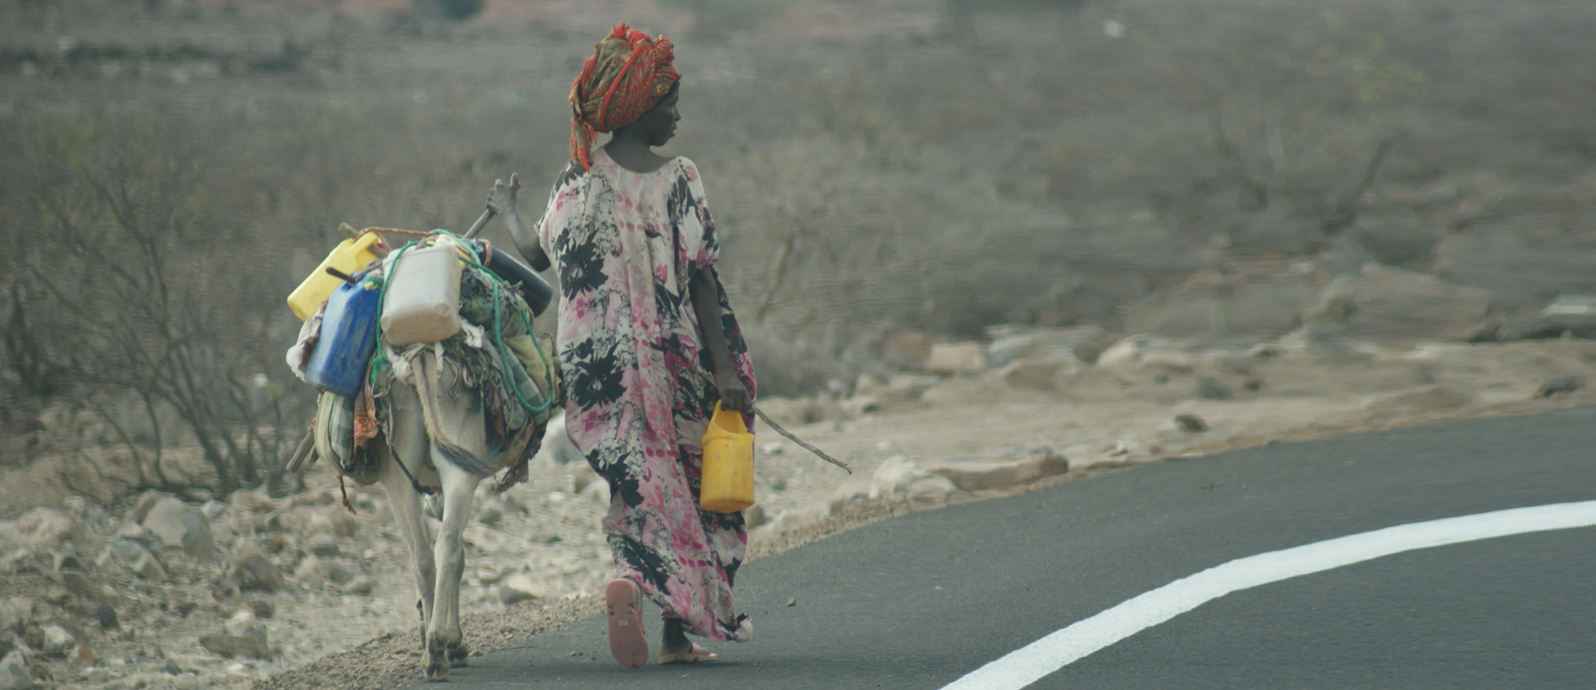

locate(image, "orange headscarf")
[[569, 24, 682, 172]]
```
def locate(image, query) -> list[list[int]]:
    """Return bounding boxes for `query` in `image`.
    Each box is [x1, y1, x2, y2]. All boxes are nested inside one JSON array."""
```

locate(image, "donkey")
[[368, 346, 530, 682]]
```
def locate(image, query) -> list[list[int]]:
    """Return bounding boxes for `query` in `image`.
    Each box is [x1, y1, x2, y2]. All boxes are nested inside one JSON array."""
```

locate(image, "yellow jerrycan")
[[287, 231, 385, 321], [699, 402, 755, 513]]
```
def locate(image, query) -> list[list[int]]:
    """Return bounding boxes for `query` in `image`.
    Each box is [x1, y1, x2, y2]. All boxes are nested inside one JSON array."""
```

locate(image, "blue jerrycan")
[[305, 274, 382, 395]]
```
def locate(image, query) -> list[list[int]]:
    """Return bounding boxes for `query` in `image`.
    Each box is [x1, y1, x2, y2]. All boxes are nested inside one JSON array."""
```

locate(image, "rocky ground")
[[3, 320, 1595, 690]]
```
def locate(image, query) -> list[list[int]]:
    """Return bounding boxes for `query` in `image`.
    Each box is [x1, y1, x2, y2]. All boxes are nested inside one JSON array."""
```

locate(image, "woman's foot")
[[658, 618, 717, 664], [604, 579, 648, 668]]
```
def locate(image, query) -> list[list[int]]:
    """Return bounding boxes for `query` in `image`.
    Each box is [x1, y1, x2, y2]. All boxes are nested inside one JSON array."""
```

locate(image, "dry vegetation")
[[2, 0, 1596, 505]]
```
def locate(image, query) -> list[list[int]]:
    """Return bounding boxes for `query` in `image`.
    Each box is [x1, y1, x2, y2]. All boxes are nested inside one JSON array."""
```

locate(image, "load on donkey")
[[283, 213, 561, 682]]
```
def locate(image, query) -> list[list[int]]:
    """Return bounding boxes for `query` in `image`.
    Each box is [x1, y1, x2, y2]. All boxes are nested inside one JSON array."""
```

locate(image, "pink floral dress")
[[534, 147, 757, 642]]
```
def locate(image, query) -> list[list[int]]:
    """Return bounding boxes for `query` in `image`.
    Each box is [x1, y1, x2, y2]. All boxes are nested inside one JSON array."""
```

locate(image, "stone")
[[1365, 386, 1478, 416], [924, 343, 986, 376], [864, 456, 954, 502], [59, 496, 87, 518], [1195, 378, 1234, 400], [246, 599, 276, 619], [111, 522, 150, 544], [37, 625, 73, 654], [141, 498, 215, 562], [1174, 414, 1209, 433], [0, 650, 31, 690], [127, 491, 175, 524], [881, 331, 933, 370], [827, 478, 873, 514], [579, 480, 609, 503], [999, 359, 1067, 391], [498, 574, 545, 605], [50, 551, 83, 574], [1096, 335, 1151, 367], [107, 538, 150, 563], [528, 526, 560, 545], [1309, 265, 1493, 340], [199, 631, 270, 660], [533, 412, 585, 466], [92, 605, 117, 631], [0, 633, 13, 659], [9, 508, 79, 549], [1536, 375, 1585, 398], [129, 553, 167, 581], [838, 395, 884, 417], [293, 555, 327, 582], [172, 673, 202, 690], [476, 505, 503, 527], [742, 504, 766, 530], [760, 508, 826, 536], [304, 533, 340, 558], [223, 611, 260, 637], [226, 492, 275, 516], [0, 603, 32, 636], [325, 560, 359, 586], [228, 545, 284, 592], [1122, 273, 1320, 338], [341, 576, 376, 596], [925, 450, 1070, 492], [306, 508, 358, 538], [497, 584, 534, 607]]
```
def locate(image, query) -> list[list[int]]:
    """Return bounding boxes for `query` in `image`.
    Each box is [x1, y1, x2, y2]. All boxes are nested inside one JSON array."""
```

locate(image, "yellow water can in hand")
[[699, 402, 755, 513]]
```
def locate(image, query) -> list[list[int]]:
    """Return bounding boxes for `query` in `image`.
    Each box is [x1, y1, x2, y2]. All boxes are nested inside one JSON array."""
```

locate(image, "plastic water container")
[[699, 402, 755, 513], [304, 277, 382, 395], [381, 237, 463, 346], [286, 232, 385, 321], [483, 247, 555, 317]]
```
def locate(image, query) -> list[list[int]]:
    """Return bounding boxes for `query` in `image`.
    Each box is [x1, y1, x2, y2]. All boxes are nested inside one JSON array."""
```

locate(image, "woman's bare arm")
[[690, 265, 751, 413], [486, 173, 551, 271]]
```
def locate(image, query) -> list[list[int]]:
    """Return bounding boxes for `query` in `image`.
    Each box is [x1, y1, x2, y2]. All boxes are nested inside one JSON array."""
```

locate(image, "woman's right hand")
[[486, 173, 521, 218]]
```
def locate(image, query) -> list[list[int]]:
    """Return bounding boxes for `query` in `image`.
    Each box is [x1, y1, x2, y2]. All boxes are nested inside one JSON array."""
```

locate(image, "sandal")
[[604, 579, 649, 668], [658, 643, 718, 665]]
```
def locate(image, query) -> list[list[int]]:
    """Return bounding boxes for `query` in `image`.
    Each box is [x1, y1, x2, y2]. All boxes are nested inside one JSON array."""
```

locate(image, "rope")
[[365, 230, 555, 417]]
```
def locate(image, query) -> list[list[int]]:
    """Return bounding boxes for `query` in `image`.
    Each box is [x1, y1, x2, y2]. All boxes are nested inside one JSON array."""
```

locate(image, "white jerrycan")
[[381, 236, 463, 346]]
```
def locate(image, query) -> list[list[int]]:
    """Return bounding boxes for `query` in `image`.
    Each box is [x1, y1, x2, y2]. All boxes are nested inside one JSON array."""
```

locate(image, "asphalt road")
[[413, 407, 1596, 689]]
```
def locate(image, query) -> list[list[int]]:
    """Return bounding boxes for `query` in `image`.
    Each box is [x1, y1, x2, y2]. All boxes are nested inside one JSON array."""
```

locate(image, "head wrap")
[[569, 24, 682, 171]]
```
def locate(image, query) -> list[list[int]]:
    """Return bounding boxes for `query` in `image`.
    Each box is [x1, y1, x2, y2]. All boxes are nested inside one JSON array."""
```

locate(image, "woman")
[[485, 24, 757, 668]]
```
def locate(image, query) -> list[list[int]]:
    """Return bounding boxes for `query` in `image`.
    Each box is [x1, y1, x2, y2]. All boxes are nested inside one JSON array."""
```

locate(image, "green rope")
[[366, 230, 555, 416], [366, 241, 417, 384]]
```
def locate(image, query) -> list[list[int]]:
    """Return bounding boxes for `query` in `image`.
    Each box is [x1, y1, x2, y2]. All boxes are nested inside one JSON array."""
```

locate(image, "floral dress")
[[534, 147, 757, 642]]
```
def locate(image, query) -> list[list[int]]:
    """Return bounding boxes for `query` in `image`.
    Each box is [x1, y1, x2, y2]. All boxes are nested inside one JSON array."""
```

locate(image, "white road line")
[[942, 500, 1596, 690]]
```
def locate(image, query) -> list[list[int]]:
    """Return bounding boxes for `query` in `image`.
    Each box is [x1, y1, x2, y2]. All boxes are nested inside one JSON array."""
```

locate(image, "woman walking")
[[485, 24, 757, 668]]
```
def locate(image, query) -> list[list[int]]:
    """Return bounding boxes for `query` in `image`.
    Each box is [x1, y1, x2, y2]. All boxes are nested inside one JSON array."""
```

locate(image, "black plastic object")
[[481, 245, 553, 316]]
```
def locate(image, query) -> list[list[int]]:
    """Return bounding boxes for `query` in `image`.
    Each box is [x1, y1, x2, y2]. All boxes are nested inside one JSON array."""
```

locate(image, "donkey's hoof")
[[448, 643, 470, 667], [424, 651, 450, 682]]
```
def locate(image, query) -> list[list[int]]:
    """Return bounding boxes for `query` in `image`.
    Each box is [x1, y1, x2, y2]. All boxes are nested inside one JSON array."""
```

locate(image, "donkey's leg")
[[379, 382, 438, 651], [425, 449, 483, 680]]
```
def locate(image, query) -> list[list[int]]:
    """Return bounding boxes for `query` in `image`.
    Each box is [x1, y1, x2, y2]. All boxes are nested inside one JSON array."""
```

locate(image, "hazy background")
[[2, 0, 1595, 502]]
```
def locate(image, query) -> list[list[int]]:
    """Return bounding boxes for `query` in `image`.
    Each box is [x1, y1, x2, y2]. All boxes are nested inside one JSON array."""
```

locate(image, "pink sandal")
[[604, 579, 649, 668]]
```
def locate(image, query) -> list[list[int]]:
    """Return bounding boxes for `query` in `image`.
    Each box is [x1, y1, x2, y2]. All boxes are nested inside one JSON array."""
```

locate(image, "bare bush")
[[4, 115, 301, 498]]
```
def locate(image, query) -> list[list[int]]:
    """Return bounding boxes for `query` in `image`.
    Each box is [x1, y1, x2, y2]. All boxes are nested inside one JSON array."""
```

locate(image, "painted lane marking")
[[942, 500, 1596, 690]]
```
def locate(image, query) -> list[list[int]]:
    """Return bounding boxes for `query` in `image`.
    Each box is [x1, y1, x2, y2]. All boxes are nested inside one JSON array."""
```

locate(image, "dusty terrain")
[[2, 328, 1593, 690]]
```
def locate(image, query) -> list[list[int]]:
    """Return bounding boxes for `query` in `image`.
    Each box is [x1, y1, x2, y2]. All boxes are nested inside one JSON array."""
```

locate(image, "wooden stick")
[[752, 406, 852, 474], [463, 209, 494, 240], [285, 425, 317, 473]]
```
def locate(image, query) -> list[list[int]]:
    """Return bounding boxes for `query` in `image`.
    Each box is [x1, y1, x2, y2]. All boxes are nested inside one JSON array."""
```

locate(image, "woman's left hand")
[[486, 173, 521, 218], [715, 371, 753, 414]]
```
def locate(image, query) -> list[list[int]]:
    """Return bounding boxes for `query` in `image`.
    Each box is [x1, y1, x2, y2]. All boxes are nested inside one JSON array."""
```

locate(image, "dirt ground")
[[3, 333, 1593, 690]]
